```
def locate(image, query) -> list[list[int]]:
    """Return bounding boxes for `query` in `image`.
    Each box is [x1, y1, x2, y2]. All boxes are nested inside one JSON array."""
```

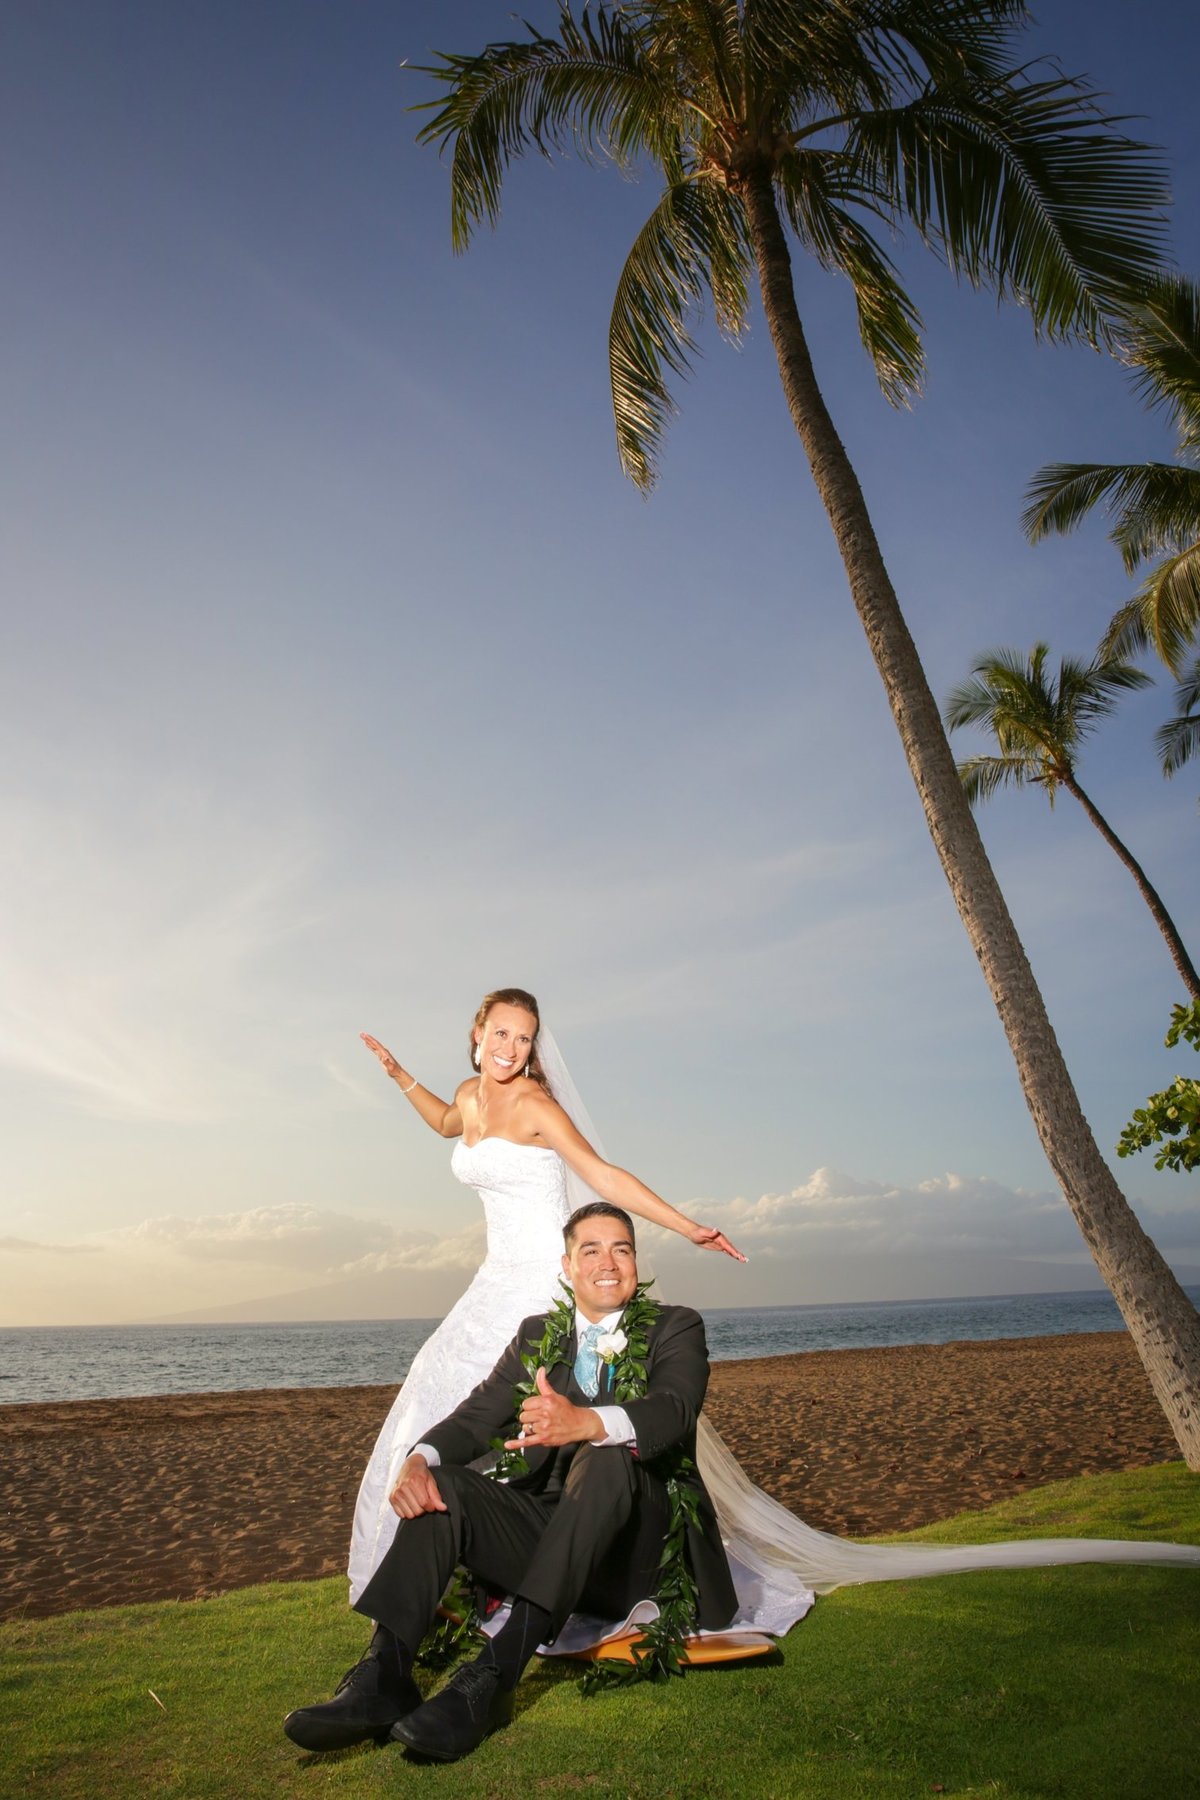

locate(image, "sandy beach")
[[0, 1330, 1181, 1622]]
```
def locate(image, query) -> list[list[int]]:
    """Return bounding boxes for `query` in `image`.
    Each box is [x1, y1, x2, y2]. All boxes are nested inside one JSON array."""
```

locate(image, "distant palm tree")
[[416, 1, 1200, 1462], [1157, 654, 1200, 778], [1024, 275, 1200, 676], [945, 644, 1200, 998]]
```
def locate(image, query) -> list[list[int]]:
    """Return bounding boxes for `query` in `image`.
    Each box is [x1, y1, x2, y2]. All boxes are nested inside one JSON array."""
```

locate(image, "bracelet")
[[398, 1075, 418, 1094]]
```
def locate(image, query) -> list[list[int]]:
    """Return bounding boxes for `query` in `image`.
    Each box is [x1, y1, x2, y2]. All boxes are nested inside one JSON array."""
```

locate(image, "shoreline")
[[2, 1331, 1183, 1622]]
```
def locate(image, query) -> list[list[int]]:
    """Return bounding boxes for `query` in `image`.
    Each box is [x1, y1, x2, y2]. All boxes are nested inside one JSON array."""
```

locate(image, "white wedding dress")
[[349, 1053, 1200, 1629], [349, 1136, 575, 1604]]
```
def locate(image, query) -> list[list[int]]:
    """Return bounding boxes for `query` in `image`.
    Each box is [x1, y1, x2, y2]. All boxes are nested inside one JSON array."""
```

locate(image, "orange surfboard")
[[556, 1630, 776, 1666]]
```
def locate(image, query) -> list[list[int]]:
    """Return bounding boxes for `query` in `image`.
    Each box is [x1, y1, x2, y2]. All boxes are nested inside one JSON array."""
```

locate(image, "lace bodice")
[[450, 1137, 571, 1268]]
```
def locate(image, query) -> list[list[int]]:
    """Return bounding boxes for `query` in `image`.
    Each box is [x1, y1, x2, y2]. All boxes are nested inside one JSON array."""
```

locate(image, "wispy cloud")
[[62, 1168, 1200, 1290], [338, 1222, 488, 1277], [0, 763, 317, 1122], [110, 1202, 422, 1273], [689, 1167, 1200, 1260], [0, 1236, 101, 1255]]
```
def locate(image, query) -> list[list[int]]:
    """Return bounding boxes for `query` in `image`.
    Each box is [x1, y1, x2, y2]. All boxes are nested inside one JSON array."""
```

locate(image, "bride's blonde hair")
[[470, 988, 549, 1089]]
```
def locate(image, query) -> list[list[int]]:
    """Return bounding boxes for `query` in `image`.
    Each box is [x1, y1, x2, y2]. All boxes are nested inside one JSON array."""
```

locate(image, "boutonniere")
[[596, 1328, 627, 1365]]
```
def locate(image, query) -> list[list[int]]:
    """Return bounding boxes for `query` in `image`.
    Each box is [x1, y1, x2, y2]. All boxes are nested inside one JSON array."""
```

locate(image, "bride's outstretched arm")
[[360, 1033, 464, 1138], [526, 1091, 746, 1262]]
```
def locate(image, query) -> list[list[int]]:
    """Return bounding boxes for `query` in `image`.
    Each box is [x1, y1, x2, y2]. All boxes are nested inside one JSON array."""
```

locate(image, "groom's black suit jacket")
[[420, 1302, 738, 1631]]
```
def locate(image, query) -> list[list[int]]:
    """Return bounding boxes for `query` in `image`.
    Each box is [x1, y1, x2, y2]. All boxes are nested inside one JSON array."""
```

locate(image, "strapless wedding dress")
[[349, 1137, 1200, 1625], [349, 1138, 572, 1603]]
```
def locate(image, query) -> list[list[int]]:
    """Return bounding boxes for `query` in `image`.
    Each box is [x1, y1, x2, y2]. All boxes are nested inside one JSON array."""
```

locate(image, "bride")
[[349, 986, 1200, 1630]]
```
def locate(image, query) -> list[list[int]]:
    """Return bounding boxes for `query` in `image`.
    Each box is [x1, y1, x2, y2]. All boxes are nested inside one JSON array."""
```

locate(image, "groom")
[[284, 1200, 738, 1762]]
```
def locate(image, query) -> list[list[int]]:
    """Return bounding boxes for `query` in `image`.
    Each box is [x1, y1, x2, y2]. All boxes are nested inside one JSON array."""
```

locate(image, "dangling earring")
[[473, 1044, 481, 1068]]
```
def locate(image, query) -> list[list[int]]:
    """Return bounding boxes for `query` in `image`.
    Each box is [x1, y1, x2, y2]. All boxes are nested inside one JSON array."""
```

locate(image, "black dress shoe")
[[283, 1653, 422, 1752], [390, 1661, 514, 1762]]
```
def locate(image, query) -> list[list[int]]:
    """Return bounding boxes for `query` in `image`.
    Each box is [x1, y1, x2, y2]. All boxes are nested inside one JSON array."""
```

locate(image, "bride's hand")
[[361, 1033, 402, 1078], [688, 1223, 747, 1263]]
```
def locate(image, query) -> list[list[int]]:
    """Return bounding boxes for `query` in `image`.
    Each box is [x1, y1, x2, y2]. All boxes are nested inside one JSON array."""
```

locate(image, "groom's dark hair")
[[563, 1201, 635, 1248]]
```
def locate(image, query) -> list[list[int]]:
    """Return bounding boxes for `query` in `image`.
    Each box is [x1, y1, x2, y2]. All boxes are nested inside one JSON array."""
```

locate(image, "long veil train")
[[537, 1026, 1200, 1634]]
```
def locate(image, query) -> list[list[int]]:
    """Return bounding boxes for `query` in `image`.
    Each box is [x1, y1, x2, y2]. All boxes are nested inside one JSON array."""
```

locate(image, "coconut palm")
[[1023, 275, 1200, 676], [1157, 654, 1200, 779], [945, 643, 1200, 997], [416, 1, 1200, 1461]]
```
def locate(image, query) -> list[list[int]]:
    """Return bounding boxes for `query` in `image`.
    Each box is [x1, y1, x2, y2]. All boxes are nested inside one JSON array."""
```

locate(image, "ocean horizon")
[[5, 1282, 1197, 1407]]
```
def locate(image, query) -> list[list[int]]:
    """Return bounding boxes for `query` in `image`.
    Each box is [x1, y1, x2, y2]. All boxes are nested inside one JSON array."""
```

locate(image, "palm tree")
[[1023, 275, 1200, 676], [1157, 654, 1200, 779], [945, 643, 1200, 998], [416, 2, 1200, 1462]]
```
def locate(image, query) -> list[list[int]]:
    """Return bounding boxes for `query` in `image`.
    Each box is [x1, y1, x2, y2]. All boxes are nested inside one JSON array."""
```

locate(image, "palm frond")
[[1099, 548, 1200, 673], [1101, 593, 1153, 663], [746, 0, 1029, 130], [943, 652, 1036, 732], [1120, 276, 1200, 455], [744, 0, 896, 126], [667, 0, 743, 118], [1055, 653, 1151, 734], [1128, 544, 1200, 675], [1020, 460, 1200, 559], [955, 753, 1045, 806], [608, 176, 751, 489], [1156, 655, 1200, 777], [849, 72, 1170, 345], [1108, 467, 1200, 569], [415, 9, 678, 249], [1023, 461, 1146, 544], [776, 152, 924, 402]]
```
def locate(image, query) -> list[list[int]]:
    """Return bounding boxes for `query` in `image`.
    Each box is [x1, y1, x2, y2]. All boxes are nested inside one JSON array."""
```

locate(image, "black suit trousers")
[[355, 1444, 673, 1651]]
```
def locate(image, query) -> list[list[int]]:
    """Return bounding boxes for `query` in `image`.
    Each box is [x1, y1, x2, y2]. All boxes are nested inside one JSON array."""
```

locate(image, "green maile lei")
[[422, 1279, 702, 1685]]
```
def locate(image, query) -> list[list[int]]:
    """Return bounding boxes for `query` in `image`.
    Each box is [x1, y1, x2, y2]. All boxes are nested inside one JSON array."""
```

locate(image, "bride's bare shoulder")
[[520, 1082, 570, 1134]]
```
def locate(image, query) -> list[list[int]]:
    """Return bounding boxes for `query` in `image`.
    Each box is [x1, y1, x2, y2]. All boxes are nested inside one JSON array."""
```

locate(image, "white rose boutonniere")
[[596, 1328, 628, 1364]]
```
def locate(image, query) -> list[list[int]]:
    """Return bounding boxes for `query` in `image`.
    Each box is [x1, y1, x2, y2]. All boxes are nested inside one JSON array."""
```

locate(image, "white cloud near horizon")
[[110, 1202, 416, 1271], [28, 1168, 1200, 1275], [5, 1168, 1194, 1328], [697, 1167, 1200, 1259], [338, 1222, 488, 1278], [0, 1235, 101, 1256]]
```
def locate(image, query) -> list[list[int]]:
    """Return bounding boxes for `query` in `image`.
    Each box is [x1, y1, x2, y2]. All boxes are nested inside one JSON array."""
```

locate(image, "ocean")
[[5, 1283, 1196, 1407]]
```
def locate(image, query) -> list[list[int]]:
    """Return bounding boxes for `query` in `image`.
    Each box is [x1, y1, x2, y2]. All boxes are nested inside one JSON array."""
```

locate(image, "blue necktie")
[[573, 1323, 604, 1399]]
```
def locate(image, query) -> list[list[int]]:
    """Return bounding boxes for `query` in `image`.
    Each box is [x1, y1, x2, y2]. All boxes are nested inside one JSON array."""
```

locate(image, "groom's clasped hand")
[[387, 1367, 593, 1520], [386, 1454, 448, 1520]]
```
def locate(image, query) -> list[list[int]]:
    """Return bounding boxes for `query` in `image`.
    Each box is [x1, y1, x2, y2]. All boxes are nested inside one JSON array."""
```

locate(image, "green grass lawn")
[[4, 1466, 1198, 1800]]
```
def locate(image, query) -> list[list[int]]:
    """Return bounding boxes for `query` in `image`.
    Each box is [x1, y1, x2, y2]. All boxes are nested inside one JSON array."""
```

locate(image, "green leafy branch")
[[415, 1569, 485, 1670], [1117, 1000, 1200, 1173]]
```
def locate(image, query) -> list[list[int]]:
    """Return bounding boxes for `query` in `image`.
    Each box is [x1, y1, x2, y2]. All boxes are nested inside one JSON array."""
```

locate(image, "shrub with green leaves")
[[1117, 1000, 1200, 1172]]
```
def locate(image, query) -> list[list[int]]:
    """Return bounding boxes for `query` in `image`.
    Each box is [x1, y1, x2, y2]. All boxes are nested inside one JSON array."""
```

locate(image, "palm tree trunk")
[[737, 160, 1200, 1467], [1062, 774, 1200, 1000]]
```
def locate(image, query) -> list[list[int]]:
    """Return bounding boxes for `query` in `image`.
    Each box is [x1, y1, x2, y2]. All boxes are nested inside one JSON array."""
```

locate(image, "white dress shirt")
[[412, 1306, 635, 1466]]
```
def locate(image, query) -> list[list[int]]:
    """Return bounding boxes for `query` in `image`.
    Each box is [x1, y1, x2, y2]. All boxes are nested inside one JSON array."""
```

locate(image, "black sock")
[[477, 1599, 553, 1692], [369, 1623, 413, 1690]]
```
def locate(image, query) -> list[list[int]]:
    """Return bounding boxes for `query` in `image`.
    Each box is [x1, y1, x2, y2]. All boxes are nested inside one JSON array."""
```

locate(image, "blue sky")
[[2, 0, 1198, 1326]]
